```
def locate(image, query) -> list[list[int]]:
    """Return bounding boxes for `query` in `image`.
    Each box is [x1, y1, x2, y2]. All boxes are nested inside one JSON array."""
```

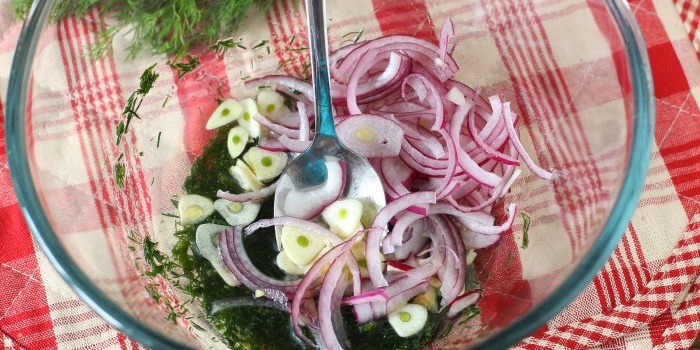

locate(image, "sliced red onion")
[[386, 282, 430, 313], [333, 36, 458, 83], [439, 18, 455, 64], [376, 157, 413, 199], [278, 135, 313, 153], [297, 102, 310, 142], [257, 134, 289, 152], [331, 52, 412, 104], [253, 114, 300, 138], [401, 74, 445, 131], [366, 191, 437, 288], [399, 151, 448, 177], [386, 211, 425, 249], [318, 252, 351, 350], [446, 291, 481, 318], [291, 232, 361, 343], [400, 139, 448, 170], [434, 129, 459, 200], [343, 289, 389, 305], [393, 225, 430, 260], [448, 104, 501, 188], [336, 114, 404, 158], [440, 217, 467, 306], [461, 228, 502, 249], [218, 227, 303, 296], [245, 75, 314, 101], [466, 102, 519, 165], [352, 302, 374, 324], [385, 260, 414, 272], [503, 103, 555, 180], [446, 203, 517, 236]]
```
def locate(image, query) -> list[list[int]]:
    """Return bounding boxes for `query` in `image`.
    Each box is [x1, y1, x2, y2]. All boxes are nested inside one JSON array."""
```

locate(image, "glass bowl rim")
[[4, 0, 654, 349]]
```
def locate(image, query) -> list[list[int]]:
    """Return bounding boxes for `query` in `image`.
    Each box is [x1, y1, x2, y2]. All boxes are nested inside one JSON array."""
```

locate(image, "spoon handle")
[[305, 0, 337, 138]]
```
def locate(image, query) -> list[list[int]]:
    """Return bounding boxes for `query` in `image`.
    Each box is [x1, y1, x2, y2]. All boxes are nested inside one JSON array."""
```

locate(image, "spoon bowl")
[[274, 0, 386, 221]]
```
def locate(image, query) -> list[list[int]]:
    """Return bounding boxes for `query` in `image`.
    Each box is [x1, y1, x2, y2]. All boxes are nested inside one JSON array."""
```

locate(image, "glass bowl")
[[6, 0, 653, 349]]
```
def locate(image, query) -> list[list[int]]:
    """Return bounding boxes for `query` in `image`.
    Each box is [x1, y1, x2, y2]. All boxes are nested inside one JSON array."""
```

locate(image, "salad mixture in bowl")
[[6, 0, 653, 349], [162, 18, 554, 349]]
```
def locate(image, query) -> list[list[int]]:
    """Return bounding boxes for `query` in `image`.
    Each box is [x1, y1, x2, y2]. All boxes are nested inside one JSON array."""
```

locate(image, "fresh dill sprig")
[[116, 63, 159, 145], [251, 40, 269, 50], [208, 37, 247, 54], [521, 211, 531, 249], [167, 54, 201, 79], [114, 160, 126, 188], [341, 29, 365, 44], [12, 0, 276, 58]]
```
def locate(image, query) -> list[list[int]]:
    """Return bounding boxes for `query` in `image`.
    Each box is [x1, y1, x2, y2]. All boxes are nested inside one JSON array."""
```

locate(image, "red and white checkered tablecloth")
[[1, 0, 700, 349]]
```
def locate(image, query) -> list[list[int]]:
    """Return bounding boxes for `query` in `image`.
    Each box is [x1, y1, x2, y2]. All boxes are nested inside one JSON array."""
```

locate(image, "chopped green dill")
[[266, 46, 271, 55], [162, 213, 179, 219], [156, 131, 162, 148], [288, 35, 296, 45], [116, 63, 159, 146], [215, 98, 224, 105], [301, 62, 311, 79], [286, 47, 308, 52], [127, 230, 143, 244], [114, 161, 126, 188], [162, 95, 171, 108], [143, 236, 175, 277], [170, 198, 179, 209], [276, 59, 290, 71], [251, 40, 269, 50], [458, 305, 481, 325], [341, 29, 365, 43], [117, 153, 124, 162], [208, 38, 240, 55], [521, 212, 531, 249], [354, 29, 365, 43], [167, 54, 201, 79]]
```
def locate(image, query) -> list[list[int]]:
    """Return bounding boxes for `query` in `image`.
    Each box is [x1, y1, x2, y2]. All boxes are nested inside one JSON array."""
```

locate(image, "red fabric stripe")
[[0, 204, 34, 262], [649, 42, 691, 98], [371, 0, 437, 44]]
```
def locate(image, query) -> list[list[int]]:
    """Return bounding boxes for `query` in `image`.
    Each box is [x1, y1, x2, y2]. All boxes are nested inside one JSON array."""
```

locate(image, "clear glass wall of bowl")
[[7, 0, 651, 349]]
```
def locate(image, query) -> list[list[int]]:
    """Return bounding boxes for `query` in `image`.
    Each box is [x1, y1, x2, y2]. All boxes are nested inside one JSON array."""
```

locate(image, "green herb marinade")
[[135, 125, 449, 348]]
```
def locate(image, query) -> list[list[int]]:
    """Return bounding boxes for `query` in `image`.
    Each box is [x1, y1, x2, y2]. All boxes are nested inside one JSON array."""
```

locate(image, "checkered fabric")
[[1, 0, 699, 349]]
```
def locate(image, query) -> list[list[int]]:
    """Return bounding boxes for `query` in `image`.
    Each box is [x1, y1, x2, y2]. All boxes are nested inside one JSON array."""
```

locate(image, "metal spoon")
[[274, 0, 385, 224]]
